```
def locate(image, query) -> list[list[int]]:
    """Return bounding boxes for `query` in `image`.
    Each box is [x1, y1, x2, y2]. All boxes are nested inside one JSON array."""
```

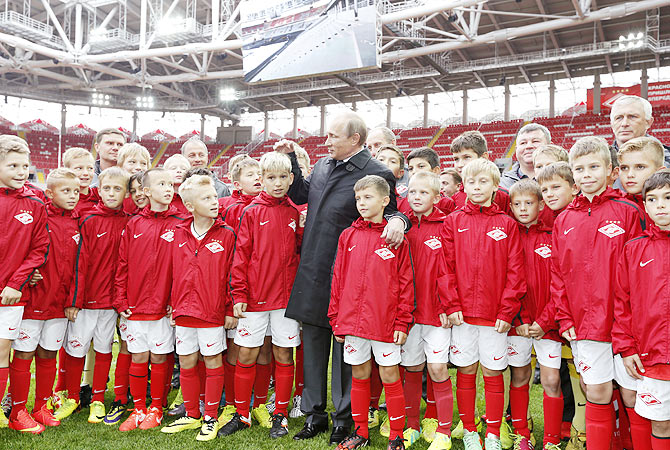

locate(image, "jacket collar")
[[517, 219, 552, 234], [644, 221, 670, 240], [351, 216, 387, 231], [328, 148, 371, 170], [177, 216, 225, 230], [253, 191, 290, 207], [139, 204, 179, 219], [463, 200, 501, 215], [93, 202, 126, 217], [47, 201, 74, 217], [1, 185, 32, 198], [407, 207, 446, 225], [569, 186, 620, 210]]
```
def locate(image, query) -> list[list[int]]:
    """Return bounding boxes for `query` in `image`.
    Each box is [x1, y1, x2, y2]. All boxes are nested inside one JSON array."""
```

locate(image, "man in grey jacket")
[[499, 123, 551, 190], [181, 137, 231, 198]]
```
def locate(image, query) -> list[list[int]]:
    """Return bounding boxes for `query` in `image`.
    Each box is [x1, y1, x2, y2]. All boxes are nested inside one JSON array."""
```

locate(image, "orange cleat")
[[138, 406, 163, 430], [8, 409, 46, 434], [119, 408, 147, 432], [33, 404, 61, 427]]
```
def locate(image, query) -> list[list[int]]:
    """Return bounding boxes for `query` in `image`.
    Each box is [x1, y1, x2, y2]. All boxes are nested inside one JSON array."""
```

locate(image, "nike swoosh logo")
[[433, 350, 442, 354], [8, 327, 16, 331], [548, 354, 560, 358], [439, 422, 451, 427], [640, 259, 654, 267], [493, 355, 504, 361], [206, 343, 216, 347], [348, 245, 356, 252], [382, 352, 393, 357], [207, 401, 219, 406], [179, 242, 187, 248], [56, 339, 62, 343], [97, 232, 107, 238], [260, 220, 269, 226], [288, 335, 297, 340], [134, 233, 143, 239], [457, 228, 468, 233], [155, 342, 164, 346], [564, 227, 575, 235], [390, 416, 403, 421]]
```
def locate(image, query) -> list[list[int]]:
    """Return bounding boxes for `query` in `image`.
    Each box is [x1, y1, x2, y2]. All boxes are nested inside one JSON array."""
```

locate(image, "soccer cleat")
[[404, 428, 420, 447], [88, 400, 106, 424], [8, 409, 45, 434], [544, 444, 561, 450], [217, 404, 236, 426], [51, 390, 65, 410], [267, 392, 276, 414], [463, 430, 484, 450], [512, 434, 534, 450], [103, 400, 128, 425], [528, 417, 534, 434], [289, 395, 304, 418], [565, 427, 586, 450], [217, 412, 251, 437], [119, 408, 147, 432], [368, 407, 379, 428], [54, 398, 79, 421], [251, 403, 272, 428], [500, 420, 514, 449], [1, 393, 11, 416], [485, 434, 503, 450], [269, 412, 289, 439], [80, 384, 92, 408], [196, 416, 220, 442], [388, 434, 407, 450], [421, 417, 438, 442], [32, 404, 60, 427], [167, 388, 184, 415], [138, 406, 163, 430], [336, 428, 369, 450], [453, 417, 483, 439], [380, 415, 391, 437], [161, 415, 202, 433], [0, 408, 8, 428], [428, 432, 453, 450]]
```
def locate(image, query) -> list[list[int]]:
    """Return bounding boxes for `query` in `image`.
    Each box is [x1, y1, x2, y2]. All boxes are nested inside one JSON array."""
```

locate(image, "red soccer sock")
[[149, 361, 167, 409], [235, 362, 256, 417], [483, 374, 505, 437], [585, 401, 615, 450], [33, 356, 57, 411], [92, 351, 112, 403], [652, 435, 670, 450], [224, 359, 236, 406], [274, 361, 294, 416], [164, 352, 175, 406], [510, 383, 531, 438], [627, 407, 652, 450], [197, 359, 206, 403], [403, 370, 423, 430], [432, 377, 454, 435], [64, 352, 86, 402], [294, 345, 304, 397], [384, 378, 406, 441], [9, 357, 32, 419], [543, 392, 564, 445], [129, 361, 149, 412], [205, 365, 225, 418], [351, 376, 370, 439], [54, 347, 66, 392], [253, 362, 271, 407], [114, 352, 131, 403], [180, 366, 201, 418], [425, 376, 437, 420], [457, 371, 478, 433], [370, 362, 382, 409]]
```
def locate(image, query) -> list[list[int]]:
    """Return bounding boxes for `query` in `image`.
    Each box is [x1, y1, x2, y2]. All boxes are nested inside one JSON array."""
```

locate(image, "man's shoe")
[[119, 408, 146, 431], [428, 432, 453, 450], [404, 428, 420, 447], [421, 418, 438, 442], [512, 434, 534, 450], [217, 404, 236, 426], [217, 412, 251, 437], [463, 430, 484, 450], [293, 421, 328, 440], [331, 425, 352, 445], [161, 415, 202, 434], [368, 407, 379, 428], [251, 403, 272, 428], [388, 434, 407, 450], [54, 398, 79, 421], [88, 400, 106, 424], [79, 384, 92, 408], [289, 395, 304, 418], [485, 434, 503, 450], [500, 420, 514, 449], [196, 416, 220, 441], [8, 409, 45, 434], [269, 412, 289, 438], [380, 415, 391, 437], [103, 400, 127, 425], [168, 402, 186, 417], [32, 404, 60, 427], [336, 428, 369, 449], [138, 406, 163, 430]]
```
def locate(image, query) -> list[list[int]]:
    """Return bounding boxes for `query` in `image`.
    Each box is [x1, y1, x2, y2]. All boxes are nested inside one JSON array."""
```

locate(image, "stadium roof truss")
[[0, 0, 669, 120]]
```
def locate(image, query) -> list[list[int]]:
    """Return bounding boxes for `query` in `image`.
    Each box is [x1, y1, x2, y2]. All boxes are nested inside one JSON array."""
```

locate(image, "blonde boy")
[[219, 154, 254, 210], [117, 143, 151, 175], [164, 154, 191, 216], [376, 145, 406, 196], [532, 145, 568, 172], [618, 136, 666, 215], [63, 147, 99, 216]]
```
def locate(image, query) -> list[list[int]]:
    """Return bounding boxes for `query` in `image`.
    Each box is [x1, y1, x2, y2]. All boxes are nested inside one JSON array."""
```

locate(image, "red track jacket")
[[219, 192, 257, 228], [623, 192, 650, 229], [328, 218, 415, 342], [230, 192, 301, 311], [218, 190, 241, 210], [0, 186, 49, 308], [442, 201, 525, 325], [114, 205, 185, 319], [70, 203, 129, 310], [74, 187, 100, 217], [552, 187, 643, 342], [452, 184, 512, 216], [170, 218, 236, 325]]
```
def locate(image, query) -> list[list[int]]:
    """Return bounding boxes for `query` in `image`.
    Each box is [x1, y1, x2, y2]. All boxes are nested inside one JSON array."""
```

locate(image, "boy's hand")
[[448, 311, 463, 326], [515, 324, 530, 337], [233, 303, 247, 319], [623, 354, 645, 380], [495, 319, 511, 333], [562, 327, 577, 341], [334, 335, 345, 344], [29, 270, 43, 286], [169, 313, 175, 327], [166, 305, 173, 317], [64, 307, 79, 322], [439, 313, 451, 328], [224, 316, 238, 330], [381, 217, 405, 249], [528, 322, 545, 339], [0, 286, 21, 305], [273, 139, 297, 154], [299, 210, 307, 228], [394, 330, 408, 345], [120, 309, 132, 319]]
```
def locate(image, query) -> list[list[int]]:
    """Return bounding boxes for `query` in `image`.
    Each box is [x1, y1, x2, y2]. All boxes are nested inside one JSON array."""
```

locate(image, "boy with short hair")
[[124, 171, 148, 215], [404, 147, 455, 215], [329, 174, 414, 450], [618, 136, 666, 218], [164, 154, 192, 217], [440, 169, 462, 198], [533, 145, 569, 173], [377, 144, 407, 197], [219, 154, 253, 210], [117, 143, 150, 175], [161, 175, 237, 441], [114, 168, 184, 431], [614, 170, 670, 450], [444, 158, 525, 450], [536, 162, 578, 221], [552, 136, 643, 450], [64, 147, 100, 216]]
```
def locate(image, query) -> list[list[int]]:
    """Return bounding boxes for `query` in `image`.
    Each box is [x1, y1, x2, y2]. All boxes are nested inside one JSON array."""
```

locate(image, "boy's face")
[[186, 186, 219, 219], [234, 166, 263, 196], [297, 159, 310, 178], [645, 186, 670, 230], [121, 156, 148, 175], [99, 176, 127, 209], [407, 157, 439, 178], [129, 179, 148, 209], [440, 173, 460, 197], [377, 149, 404, 179], [165, 161, 190, 184], [618, 150, 661, 195], [69, 157, 95, 188], [407, 179, 439, 216], [511, 193, 543, 226], [533, 153, 558, 172], [453, 148, 483, 174], [540, 176, 578, 211], [571, 153, 612, 199], [144, 171, 174, 207], [46, 179, 80, 211], [262, 169, 294, 198], [463, 172, 496, 207], [0, 152, 30, 189], [355, 186, 389, 222]]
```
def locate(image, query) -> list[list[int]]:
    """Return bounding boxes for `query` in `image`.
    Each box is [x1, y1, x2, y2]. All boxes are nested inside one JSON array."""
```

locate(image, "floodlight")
[[220, 88, 237, 102]]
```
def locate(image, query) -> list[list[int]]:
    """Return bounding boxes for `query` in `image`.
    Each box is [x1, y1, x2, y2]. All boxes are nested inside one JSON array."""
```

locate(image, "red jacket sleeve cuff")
[[620, 348, 637, 358], [558, 321, 574, 335]]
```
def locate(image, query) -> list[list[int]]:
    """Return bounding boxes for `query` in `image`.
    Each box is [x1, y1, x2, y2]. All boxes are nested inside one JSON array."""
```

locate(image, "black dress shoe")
[[329, 425, 351, 445], [293, 422, 328, 440]]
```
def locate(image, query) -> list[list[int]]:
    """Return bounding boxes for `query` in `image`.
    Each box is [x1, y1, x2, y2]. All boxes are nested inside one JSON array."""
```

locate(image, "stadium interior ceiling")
[[0, 0, 669, 123]]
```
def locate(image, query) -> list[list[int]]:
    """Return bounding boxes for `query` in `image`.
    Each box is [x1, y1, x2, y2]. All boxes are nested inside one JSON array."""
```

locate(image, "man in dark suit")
[[275, 111, 408, 445]]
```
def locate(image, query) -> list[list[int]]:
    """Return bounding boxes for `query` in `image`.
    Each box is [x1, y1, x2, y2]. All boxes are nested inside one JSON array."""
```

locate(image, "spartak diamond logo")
[[14, 212, 33, 225], [507, 345, 518, 356], [18, 331, 29, 341], [375, 248, 395, 260], [238, 328, 250, 337], [534, 245, 551, 259], [424, 238, 442, 250], [487, 229, 507, 241], [450, 345, 460, 355], [578, 360, 591, 372], [72, 234, 80, 244], [598, 223, 625, 238], [160, 230, 175, 242], [345, 343, 357, 354], [638, 393, 661, 406], [288, 219, 296, 232], [205, 242, 224, 254]]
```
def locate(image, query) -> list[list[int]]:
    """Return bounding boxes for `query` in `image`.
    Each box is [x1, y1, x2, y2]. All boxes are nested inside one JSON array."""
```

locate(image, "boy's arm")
[[551, 232, 574, 335], [223, 232, 236, 320], [497, 225, 525, 323], [7, 203, 49, 292], [113, 226, 131, 313], [286, 151, 310, 205], [612, 250, 637, 357], [435, 248, 450, 314], [327, 235, 346, 333], [441, 220, 462, 314], [230, 211, 253, 306], [393, 240, 415, 334], [69, 221, 89, 309]]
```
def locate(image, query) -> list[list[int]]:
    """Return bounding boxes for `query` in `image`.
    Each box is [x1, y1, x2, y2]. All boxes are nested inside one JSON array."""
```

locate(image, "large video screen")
[[240, 0, 381, 83]]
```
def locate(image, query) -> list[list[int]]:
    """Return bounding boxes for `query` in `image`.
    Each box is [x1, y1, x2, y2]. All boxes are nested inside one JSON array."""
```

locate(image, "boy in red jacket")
[[55, 167, 130, 423], [401, 147, 455, 216], [444, 159, 525, 450], [0, 136, 49, 432], [63, 147, 99, 217], [114, 168, 184, 431], [400, 172, 453, 450], [219, 154, 254, 210], [328, 175, 414, 450], [508, 180, 564, 450], [8, 168, 77, 434], [618, 136, 666, 222], [160, 175, 236, 441], [614, 171, 670, 450], [221, 152, 301, 440], [552, 137, 643, 450]]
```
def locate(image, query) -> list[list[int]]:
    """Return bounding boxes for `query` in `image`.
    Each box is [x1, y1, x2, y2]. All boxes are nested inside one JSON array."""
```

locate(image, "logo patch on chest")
[[424, 238, 442, 250], [598, 223, 625, 238], [375, 248, 395, 260], [160, 230, 175, 242], [72, 233, 80, 244], [14, 212, 33, 225], [486, 229, 507, 241], [205, 241, 224, 254], [534, 245, 551, 259], [288, 219, 296, 232]]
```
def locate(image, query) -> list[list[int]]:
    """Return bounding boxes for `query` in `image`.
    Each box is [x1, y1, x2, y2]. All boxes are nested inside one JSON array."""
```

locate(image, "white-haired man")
[[181, 138, 231, 198]]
